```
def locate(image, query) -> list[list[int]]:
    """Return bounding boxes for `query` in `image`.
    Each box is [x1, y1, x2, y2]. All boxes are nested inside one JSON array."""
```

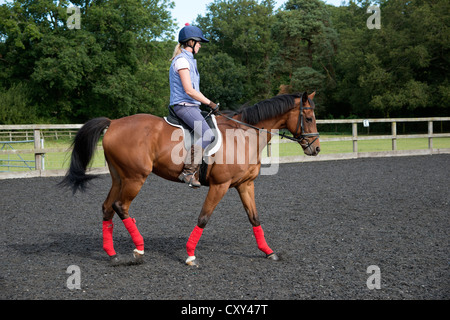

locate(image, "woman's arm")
[[178, 68, 211, 105]]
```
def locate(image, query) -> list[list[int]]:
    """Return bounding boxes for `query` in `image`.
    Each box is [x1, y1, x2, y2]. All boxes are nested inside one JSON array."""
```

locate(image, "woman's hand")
[[208, 101, 219, 114]]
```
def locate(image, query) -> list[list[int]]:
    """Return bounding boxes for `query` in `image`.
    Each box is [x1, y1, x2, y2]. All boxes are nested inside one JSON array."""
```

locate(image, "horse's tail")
[[60, 117, 111, 194]]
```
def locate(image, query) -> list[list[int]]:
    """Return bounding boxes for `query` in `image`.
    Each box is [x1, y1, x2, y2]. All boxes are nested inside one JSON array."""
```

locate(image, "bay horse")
[[61, 92, 320, 266]]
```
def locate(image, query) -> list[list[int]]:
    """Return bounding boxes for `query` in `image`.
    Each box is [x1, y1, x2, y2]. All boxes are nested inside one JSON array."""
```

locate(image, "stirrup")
[[178, 172, 201, 188]]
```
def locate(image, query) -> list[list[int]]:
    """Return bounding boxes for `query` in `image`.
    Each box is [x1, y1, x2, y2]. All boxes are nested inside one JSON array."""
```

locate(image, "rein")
[[212, 97, 320, 149]]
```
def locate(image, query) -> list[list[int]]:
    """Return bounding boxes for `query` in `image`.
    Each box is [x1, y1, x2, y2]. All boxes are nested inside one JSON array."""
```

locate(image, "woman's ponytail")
[[170, 43, 183, 61]]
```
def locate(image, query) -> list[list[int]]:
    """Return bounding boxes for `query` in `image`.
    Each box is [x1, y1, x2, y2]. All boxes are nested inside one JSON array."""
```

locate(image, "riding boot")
[[178, 145, 202, 188]]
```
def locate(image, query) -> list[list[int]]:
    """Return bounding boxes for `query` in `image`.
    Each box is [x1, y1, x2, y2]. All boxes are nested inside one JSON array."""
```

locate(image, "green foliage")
[[197, 0, 276, 104], [0, 0, 175, 123], [271, 0, 337, 96], [0, 82, 39, 124], [326, 0, 450, 118], [0, 0, 448, 123], [197, 52, 246, 109]]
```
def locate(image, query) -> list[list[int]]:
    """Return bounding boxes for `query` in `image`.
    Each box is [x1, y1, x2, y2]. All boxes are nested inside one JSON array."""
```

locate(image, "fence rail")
[[263, 117, 450, 164], [1, 117, 450, 179]]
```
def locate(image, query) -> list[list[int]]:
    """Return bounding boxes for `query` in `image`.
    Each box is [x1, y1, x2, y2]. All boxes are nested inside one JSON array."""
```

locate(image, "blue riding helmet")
[[178, 24, 209, 43]]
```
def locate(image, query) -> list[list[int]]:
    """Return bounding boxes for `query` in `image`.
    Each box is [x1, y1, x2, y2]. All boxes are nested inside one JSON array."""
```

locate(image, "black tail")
[[60, 117, 111, 194]]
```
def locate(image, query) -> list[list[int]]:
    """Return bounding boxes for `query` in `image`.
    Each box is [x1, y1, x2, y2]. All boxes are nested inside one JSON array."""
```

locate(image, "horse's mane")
[[228, 93, 302, 125]]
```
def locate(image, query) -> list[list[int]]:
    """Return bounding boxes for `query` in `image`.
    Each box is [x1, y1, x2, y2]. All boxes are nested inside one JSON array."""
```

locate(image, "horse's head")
[[286, 92, 321, 156]]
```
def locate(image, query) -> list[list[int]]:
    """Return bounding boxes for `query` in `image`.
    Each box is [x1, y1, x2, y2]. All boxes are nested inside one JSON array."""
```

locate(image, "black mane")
[[237, 94, 302, 125]]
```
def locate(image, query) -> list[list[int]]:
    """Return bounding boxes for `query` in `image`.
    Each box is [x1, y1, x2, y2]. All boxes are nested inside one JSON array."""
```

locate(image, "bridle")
[[292, 97, 320, 150], [213, 95, 320, 151]]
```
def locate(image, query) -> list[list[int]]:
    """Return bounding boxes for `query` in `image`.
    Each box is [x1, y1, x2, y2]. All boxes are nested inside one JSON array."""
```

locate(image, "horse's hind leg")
[[112, 177, 147, 261], [101, 159, 147, 262], [102, 166, 121, 258]]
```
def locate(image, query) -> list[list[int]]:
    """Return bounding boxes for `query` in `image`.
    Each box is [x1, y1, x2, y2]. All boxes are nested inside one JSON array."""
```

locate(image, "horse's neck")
[[248, 115, 287, 137], [232, 114, 287, 151], [260, 117, 287, 131], [233, 113, 287, 132]]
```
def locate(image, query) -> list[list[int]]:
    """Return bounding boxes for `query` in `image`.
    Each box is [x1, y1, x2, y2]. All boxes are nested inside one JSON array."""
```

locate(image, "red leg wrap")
[[102, 220, 116, 256], [253, 225, 273, 255], [123, 217, 144, 251], [186, 225, 204, 256]]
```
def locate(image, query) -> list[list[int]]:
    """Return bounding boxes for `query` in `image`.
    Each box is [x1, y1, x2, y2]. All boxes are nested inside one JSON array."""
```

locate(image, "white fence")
[[1, 117, 450, 179], [263, 117, 450, 164]]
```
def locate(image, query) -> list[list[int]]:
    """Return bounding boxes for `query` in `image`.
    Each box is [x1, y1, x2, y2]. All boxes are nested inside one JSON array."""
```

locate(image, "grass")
[[263, 135, 450, 157], [1, 136, 450, 172], [0, 138, 105, 172]]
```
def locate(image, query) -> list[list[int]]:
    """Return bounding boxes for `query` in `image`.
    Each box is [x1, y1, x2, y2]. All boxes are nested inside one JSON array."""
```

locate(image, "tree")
[[0, 0, 175, 123], [1, 0, 448, 123], [196, 0, 276, 106], [197, 52, 246, 109], [270, 0, 338, 105], [326, 0, 450, 118], [0, 82, 39, 124]]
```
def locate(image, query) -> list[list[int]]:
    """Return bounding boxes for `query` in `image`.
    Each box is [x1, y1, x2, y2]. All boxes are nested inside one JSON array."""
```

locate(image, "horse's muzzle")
[[301, 142, 321, 156]]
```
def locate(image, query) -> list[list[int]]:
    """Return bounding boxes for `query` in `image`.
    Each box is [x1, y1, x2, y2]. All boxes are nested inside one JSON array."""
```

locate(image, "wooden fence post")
[[392, 121, 397, 151], [267, 141, 272, 157], [352, 122, 358, 152], [33, 129, 42, 171], [428, 121, 433, 152]]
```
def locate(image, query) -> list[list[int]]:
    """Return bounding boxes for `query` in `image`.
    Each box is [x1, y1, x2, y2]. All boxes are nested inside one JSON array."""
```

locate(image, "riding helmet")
[[178, 24, 209, 43]]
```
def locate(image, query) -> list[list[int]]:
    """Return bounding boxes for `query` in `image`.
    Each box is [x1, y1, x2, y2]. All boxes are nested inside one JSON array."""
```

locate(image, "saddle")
[[164, 106, 222, 157], [164, 107, 223, 185]]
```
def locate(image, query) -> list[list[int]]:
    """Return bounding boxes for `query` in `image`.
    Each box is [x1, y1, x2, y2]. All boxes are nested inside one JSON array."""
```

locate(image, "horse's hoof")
[[266, 253, 279, 261], [186, 256, 199, 267], [110, 254, 121, 266], [133, 249, 145, 264]]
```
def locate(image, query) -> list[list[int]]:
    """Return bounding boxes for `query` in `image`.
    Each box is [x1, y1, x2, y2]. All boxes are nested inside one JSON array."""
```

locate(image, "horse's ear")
[[308, 91, 316, 100], [302, 92, 308, 103]]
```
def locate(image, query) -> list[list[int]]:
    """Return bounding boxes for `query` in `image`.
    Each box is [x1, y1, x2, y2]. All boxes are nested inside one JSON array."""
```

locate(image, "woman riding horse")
[[170, 24, 219, 188], [60, 91, 320, 266]]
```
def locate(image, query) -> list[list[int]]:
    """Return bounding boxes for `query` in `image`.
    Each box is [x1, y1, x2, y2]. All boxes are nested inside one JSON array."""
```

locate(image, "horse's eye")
[[306, 117, 313, 123]]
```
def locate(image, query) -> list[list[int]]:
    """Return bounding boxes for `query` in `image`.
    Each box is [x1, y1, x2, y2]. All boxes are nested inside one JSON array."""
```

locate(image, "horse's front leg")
[[185, 182, 230, 266], [236, 181, 279, 261]]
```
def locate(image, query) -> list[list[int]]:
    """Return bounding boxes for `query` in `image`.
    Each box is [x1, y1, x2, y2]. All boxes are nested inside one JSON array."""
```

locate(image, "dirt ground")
[[1, 155, 449, 301]]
